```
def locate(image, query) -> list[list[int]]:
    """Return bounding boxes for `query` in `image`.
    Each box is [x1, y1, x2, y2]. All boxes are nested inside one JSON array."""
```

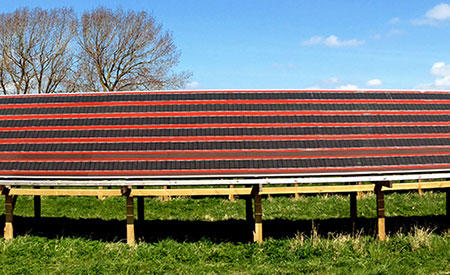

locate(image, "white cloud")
[[426, 3, 450, 20], [302, 35, 364, 47], [431, 61, 450, 76], [324, 35, 364, 47], [431, 62, 450, 88], [301, 36, 323, 46], [185, 81, 200, 89], [337, 84, 359, 90], [366, 79, 383, 87], [418, 62, 450, 89], [389, 17, 400, 24], [435, 76, 450, 87], [412, 3, 450, 26]]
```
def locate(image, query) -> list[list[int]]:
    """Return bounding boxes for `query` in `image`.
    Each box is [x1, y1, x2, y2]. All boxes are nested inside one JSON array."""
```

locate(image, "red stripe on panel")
[[1, 145, 449, 155], [1, 99, 450, 109], [0, 133, 449, 144], [0, 122, 449, 131]]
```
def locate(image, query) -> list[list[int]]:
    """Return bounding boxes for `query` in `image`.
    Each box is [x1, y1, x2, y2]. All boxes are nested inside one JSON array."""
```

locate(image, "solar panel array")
[[0, 90, 450, 179]]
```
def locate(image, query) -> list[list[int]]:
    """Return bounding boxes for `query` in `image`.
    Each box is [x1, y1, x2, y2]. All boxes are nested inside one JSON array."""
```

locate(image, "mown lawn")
[[0, 191, 448, 274]]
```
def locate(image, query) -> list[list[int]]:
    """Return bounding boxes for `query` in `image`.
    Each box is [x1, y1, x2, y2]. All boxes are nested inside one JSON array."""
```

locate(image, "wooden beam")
[[4, 193, 14, 240], [261, 185, 374, 194], [388, 181, 450, 191], [252, 185, 263, 243], [132, 187, 252, 196], [137, 187, 144, 223], [375, 184, 386, 241], [126, 193, 135, 246], [350, 192, 357, 235], [3, 180, 450, 198], [9, 188, 122, 197], [33, 186, 41, 220]]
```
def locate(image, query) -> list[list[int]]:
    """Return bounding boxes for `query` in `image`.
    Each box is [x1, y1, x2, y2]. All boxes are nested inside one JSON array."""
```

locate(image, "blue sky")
[[2, 1, 450, 90]]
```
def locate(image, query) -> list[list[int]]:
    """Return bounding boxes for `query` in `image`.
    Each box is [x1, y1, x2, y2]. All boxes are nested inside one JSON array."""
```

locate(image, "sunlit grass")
[[0, 191, 448, 273]]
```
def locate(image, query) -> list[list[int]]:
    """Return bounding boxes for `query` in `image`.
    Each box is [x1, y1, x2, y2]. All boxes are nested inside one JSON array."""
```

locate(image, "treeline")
[[0, 7, 190, 94]]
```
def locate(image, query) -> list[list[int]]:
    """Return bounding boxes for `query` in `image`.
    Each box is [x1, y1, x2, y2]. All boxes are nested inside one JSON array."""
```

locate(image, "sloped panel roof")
[[0, 89, 449, 178]]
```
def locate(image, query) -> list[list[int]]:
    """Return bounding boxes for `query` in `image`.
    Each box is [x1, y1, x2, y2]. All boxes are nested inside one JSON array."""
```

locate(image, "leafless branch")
[[0, 8, 76, 94], [75, 8, 191, 91]]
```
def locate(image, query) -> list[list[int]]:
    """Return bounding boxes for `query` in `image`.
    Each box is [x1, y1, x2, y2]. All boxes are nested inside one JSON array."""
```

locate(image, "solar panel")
[[0, 90, 449, 178]]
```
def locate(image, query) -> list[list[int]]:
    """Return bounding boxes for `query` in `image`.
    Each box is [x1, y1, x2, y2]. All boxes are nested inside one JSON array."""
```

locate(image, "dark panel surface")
[[0, 90, 449, 179], [1, 126, 450, 139], [2, 103, 450, 115]]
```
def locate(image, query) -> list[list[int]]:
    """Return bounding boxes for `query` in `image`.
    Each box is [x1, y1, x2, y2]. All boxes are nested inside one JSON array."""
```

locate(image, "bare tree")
[[76, 8, 190, 91], [0, 8, 76, 94], [0, 9, 35, 94], [0, 56, 9, 94], [30, 8, 77, 94]]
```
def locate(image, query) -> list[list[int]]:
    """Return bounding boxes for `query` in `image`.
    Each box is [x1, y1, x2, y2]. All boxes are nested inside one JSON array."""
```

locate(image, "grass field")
[[0, 191, 448, 274]]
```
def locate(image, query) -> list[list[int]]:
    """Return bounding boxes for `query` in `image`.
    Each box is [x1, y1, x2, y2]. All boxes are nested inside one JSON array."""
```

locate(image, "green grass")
[[0, 191, 448, 274]]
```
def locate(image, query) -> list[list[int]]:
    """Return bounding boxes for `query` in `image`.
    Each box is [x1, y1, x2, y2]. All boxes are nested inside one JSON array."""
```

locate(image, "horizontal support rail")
[[131, 188, 253, 196], [8, 189, 122, 197], [4, 181, 450, 197], [261, 181, 450, 194]]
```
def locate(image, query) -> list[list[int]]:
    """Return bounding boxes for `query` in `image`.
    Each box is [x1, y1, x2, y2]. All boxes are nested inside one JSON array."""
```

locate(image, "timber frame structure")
[[1, 89, 450, 244], [2, 178, 450, 244]]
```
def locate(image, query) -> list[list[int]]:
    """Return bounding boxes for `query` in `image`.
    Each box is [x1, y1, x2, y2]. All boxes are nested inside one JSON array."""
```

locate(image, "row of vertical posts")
[[2, 184, 450, 244]]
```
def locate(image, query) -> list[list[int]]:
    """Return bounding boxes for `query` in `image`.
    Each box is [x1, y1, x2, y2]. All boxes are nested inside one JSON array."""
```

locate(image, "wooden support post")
[[228, 185, 235, 201], [375, 184, 386, 241], [162, 185, 170, 201], [4, 193, 15, 240], [137, 187, 144, 224], [252, 185, 263, 243], [418, 179, 423, 195], [125, 190, 135, 245], [350, 192, 357, 234], [97, 186, 104, 200], [357, 181, 363, 199], [294, 183, 299, 199], [33, 186, 41, 220]]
